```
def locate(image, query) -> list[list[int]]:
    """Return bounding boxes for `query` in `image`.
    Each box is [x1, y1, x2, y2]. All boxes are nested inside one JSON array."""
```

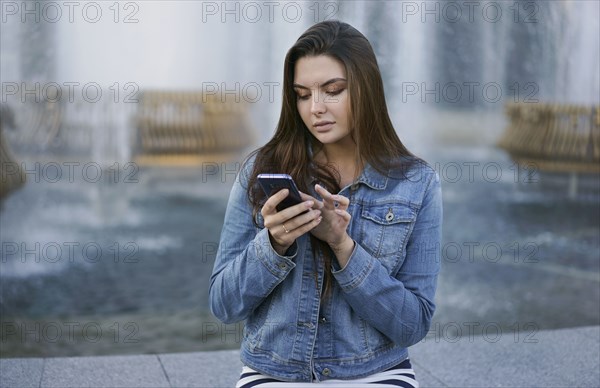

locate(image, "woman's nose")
[[310, 94, 326, 115]]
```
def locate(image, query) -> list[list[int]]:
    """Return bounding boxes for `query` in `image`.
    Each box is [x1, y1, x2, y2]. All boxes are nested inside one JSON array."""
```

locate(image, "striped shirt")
[[236, 358, 418, 388]]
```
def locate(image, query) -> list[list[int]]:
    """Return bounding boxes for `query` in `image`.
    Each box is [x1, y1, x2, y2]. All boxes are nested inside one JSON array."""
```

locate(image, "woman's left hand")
[[299, 184, 352, 247]]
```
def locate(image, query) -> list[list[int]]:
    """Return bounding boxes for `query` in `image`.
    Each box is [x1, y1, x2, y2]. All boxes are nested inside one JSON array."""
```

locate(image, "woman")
[[209, 20, 442, 387]]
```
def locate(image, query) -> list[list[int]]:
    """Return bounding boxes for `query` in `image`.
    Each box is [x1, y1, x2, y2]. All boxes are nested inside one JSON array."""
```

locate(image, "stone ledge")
[[1, 326, 598, 387]]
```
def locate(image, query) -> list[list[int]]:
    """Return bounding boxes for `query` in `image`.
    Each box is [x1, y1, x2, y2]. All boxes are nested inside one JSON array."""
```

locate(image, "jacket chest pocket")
[[359, 203, 416, 268]]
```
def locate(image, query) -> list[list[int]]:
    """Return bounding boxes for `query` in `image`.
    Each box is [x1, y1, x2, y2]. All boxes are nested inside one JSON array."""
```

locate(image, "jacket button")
[[320, 316, 327, 323], [385, 208, 394, 221], [277, 263, 287, 270], [322, 368, 331, 376]]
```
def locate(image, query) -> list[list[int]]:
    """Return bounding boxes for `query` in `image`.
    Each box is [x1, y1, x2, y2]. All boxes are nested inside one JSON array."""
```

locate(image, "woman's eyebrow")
[[293, 78, 347, 89]]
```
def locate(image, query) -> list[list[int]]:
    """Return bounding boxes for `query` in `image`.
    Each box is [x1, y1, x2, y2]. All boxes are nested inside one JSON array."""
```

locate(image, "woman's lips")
[[314, 122, 335, 132]]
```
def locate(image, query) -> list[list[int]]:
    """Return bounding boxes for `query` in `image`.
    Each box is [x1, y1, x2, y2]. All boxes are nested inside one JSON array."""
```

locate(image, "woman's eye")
[[297, 94, 310, 100], [326, 88, 344, 96]]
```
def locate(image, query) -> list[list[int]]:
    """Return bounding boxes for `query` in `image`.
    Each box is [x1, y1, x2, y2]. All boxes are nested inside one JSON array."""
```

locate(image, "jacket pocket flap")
[[361, 204, 416, 225]]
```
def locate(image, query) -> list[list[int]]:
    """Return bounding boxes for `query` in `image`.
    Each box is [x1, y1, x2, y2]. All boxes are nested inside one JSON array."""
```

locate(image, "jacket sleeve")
[[331, 169, 442, 347], [208, 160, 298, 324]]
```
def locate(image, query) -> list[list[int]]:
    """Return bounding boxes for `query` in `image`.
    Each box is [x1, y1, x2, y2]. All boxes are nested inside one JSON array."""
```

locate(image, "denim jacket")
[[209, 153, 443, 382]]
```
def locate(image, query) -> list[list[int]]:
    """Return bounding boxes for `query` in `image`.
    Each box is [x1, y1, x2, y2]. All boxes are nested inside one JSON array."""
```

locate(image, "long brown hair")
[[242, 20, 422, 299]]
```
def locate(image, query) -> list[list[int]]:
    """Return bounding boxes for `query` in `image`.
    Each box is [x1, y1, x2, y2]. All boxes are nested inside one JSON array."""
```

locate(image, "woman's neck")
[[314, 136, 357, 165], [313, 142, 364, 187]]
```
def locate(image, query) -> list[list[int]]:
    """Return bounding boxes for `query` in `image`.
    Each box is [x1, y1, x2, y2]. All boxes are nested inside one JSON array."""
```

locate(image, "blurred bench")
[[0, 104, 25, 199], [497, 102, 600, 196], [134, 90, 255, 165], [498, 102, 600, 173]]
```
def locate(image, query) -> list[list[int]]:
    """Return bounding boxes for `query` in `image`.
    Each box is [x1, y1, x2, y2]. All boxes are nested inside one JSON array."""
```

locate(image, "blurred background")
[[0, 0, 598, 357]]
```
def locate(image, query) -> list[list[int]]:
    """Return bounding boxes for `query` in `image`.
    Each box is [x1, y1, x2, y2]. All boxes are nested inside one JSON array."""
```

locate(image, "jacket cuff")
[[331, 241, 373, 292], [254, 228, 297, 278]]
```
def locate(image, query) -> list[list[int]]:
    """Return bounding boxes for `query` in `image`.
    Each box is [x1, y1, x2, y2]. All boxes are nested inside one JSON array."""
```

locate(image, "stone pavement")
[[1, 325, 598, 387]]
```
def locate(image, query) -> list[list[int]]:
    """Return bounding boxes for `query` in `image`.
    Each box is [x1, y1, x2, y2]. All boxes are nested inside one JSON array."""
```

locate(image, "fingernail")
[[316, 216, 322, 222], [305, 200, 314, 207]]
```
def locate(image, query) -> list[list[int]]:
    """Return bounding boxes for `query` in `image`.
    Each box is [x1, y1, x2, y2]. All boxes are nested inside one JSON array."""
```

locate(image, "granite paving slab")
[[40, 354, 169, 388], [408, 325, 600, 387], [159, 350, 241, 388], [409, 360, 447, 387], [0, 358, 44, 388], [1, 326, 598, 388], [573, 325, 600, 341]]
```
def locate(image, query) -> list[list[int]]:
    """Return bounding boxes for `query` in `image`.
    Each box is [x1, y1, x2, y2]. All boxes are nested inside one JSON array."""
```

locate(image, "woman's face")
[[293, 55, 351, 148]]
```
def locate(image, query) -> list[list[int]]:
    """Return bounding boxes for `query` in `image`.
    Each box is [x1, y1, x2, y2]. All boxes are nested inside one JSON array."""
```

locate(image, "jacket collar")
[[354, 162, 388, 190]]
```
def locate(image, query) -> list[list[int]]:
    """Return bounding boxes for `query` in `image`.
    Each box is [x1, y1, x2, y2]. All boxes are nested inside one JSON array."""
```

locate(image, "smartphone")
[[257, 173, 304, 212]]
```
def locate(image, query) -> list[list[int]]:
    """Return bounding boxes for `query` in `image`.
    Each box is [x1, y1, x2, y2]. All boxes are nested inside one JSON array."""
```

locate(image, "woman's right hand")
[[261, 189, 322, 256]]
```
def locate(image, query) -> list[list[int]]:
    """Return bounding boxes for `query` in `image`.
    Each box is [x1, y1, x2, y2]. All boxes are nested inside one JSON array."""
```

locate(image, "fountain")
[[0, 1, 598, 358]]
